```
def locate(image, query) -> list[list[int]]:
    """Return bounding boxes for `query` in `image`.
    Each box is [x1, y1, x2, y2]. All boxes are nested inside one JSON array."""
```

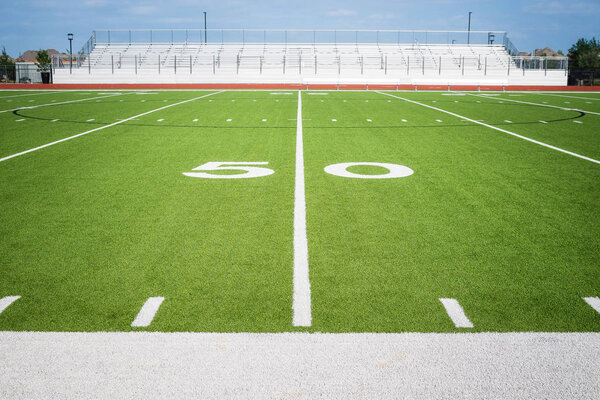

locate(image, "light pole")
[[467, 12, 472, 45], [68, 33, 73, 74], [204, 12, 207, 44]]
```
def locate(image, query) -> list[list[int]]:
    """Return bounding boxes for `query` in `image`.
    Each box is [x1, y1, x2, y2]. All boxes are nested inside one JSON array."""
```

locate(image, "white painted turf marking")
[[307, 92, 328, 95], [0, 90, 62, 98], [15, 119, 25, 122], [574, 120, 583, 124], [583, 297, 600, 315], [262, 119, 267, 122], [226, 118, 232, 122], [0, 91, 223, 163], [193, 118, 198, 122], [504, 120, 512, 123], [293, 90, 311, 327], [0, 92, 127, 114], [131, 297, 165, 327], [474, 93, 600, 116], [157, 118, 164, 122], [2, 332, 599, 399], [86, 119, 95, 122], [0, 296, 20, 315], [439, 298, 474, 328], [376, 91, 600, 165], [331, 118, 337, 122], [538, 93, 600, 101]]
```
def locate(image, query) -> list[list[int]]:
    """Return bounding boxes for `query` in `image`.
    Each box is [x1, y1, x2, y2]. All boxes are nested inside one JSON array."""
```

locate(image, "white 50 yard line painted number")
[[183, 162, 413, 179]]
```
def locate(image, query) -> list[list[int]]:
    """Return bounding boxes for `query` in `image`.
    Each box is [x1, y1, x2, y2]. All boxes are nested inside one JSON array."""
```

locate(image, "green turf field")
[[1, 89, 599, 332]]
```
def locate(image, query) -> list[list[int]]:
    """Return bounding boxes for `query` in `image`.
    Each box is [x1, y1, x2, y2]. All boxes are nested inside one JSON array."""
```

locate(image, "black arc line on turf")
[[12, 109, 586, 129]]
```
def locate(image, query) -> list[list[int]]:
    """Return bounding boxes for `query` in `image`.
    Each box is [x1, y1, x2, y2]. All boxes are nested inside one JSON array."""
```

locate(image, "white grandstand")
[[52, 29, 568, 86]]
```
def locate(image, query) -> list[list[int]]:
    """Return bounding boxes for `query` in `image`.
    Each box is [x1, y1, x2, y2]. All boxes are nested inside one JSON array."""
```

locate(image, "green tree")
[[568, 38, 600, 69], [0, 46, 16, 82], [0, 46, 14, 65], [35, 49, 52, 72]]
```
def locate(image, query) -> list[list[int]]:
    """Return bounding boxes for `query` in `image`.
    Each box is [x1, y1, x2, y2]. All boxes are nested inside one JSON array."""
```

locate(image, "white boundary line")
[[0, 91, 223, 163], [0, 92, 129, 114], [1, 331, 599, 399], [470, 93, 600, 116], [0, 296, 20, 315], [376, 91, 600, 165], [131, 297, 165, 327], [293, 90, 311, 327]]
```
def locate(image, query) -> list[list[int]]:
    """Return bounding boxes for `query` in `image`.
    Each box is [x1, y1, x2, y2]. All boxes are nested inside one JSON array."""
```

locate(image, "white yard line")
[[0, 331, 599, 399], [537, 93, 600, 101], [470, 93, 600, 116], [0, 296, 20, 315], [0, 91, 62, 98], [376, 91, 600, 165], [131, 297, 165, 327], [583, 297, 600, 315], [439, 298, 474, 328], [293, 90, 311, 327], [0, 92, 129, 114], [0, 91, 223, 163]]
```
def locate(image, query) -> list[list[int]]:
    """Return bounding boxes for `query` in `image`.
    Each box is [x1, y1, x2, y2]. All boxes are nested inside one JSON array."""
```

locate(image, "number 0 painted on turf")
[[324, 162, 414, 179], [183, 162, 274, 179]]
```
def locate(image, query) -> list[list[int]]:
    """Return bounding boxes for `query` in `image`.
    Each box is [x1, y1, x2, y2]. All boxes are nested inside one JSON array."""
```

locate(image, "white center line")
[[376, 91, 600, 165], [0, 91, 223, 163], [0, 296, 20, 315], [293, 90, 311, 327], [439, 298, 474, 328], [131, 297, 165, 327]]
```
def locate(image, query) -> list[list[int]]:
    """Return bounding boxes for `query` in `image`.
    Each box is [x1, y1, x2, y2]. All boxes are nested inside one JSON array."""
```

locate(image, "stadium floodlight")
[[68, 33, 73, 74], [204, 12, 207, 44], [467, 12, 472, 45]]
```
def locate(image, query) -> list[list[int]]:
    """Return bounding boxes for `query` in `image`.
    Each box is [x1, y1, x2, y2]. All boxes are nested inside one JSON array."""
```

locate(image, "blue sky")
[[0, 0, 598, 57]]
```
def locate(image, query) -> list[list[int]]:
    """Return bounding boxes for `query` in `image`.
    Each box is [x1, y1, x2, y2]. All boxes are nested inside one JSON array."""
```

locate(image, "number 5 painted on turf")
[[183, 162, 274, 179]]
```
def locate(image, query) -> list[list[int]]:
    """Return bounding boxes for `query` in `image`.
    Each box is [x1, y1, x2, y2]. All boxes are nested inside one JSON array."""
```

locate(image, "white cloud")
[[128, 5, 159, 15], [326, 9, 357, 17]]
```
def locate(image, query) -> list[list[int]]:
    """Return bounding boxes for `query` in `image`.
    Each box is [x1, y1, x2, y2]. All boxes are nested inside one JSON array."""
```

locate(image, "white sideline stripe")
[[2, 332, 598, 400], [0, 91, 223, 163], [472, 93, 600, 116], [131, 297, 165, 327], [376, 91, 600, 165], [307, 92, 328, 95], [0, 296, 20, 314], [0, 91, 62, 98], [439, 298, 474, 328], [583, 297, 600, 314], [0, 92, 127, 114], [538, 93, 600, 101], [270, 92, 293, 95], [293, 90, 311, 327]]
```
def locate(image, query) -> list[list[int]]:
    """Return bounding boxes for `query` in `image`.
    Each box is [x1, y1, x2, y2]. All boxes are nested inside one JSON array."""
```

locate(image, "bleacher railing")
[[52, 29, 567, 78]]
